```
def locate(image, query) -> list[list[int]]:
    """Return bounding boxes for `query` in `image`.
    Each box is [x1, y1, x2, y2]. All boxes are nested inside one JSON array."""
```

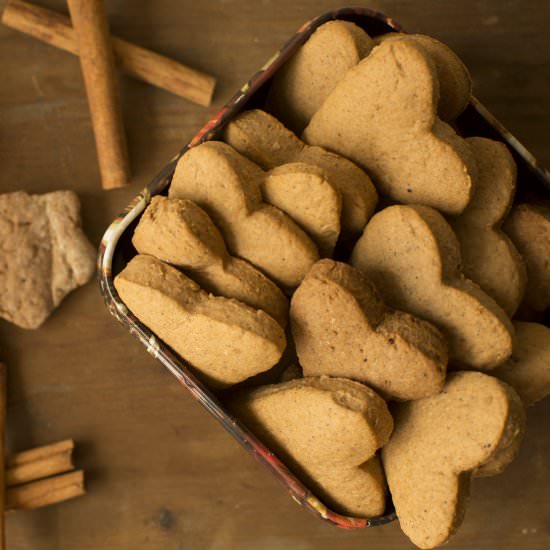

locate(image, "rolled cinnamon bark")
[[6, 470, 85, 510], [6, 440, 74, 487], [67, 0, 129, 190], [1, 1, 216, 106]]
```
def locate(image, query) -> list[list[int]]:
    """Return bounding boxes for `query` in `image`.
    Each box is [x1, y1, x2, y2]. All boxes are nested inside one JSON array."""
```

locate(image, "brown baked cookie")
[[375, 33, 471, 121], [267, 20, 374, 132], [503, 202, 550, 312], [302, 38, 477, 215], [132, 196, 288, 327], [382, 371, 525, 549], [114, 255, 286, 387], [223, 109, 378, 235], [0, 190, 95, 329], [491, 322, 550, 406], [169, 141, 319, 288], [290, 260, 448, 400], [450, 137, 526, 317], [231, 376, 393, 517], [262, 163, 342, 256], [351, 205, 514, 369]]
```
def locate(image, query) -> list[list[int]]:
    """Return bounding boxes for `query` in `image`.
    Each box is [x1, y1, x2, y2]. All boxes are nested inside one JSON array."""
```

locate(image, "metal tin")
[[98, 7, 550, 530]]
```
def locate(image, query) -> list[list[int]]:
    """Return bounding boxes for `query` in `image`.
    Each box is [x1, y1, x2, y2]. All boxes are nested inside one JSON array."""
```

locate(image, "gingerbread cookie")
[[114, 255, 286, 387], [231, 376, 393, 517], [375, 33, 471, 121], [302, 38, 477, 214], [382, 371, 525, 549], [503, 202, 550, 312], [0, 190, 95, 329], [169, 141, 319, 288], [223, 109, 378, 235], [262, 163, 341, 256], [290, 259, 447, 400], [132, 196, 288, 327], [492, 322, 550, 406], [450, 137, 526, 317], [351, 205, 513, 369], [268, 20, 374, 132]]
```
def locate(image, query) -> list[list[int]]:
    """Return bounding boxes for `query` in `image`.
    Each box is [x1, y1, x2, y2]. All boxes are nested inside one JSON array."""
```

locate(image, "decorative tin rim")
[[98, 5, 550, 531]]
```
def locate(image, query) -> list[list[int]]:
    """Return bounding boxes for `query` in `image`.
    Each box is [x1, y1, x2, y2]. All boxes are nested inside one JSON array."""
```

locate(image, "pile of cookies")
[[114, 21, 550, 549]]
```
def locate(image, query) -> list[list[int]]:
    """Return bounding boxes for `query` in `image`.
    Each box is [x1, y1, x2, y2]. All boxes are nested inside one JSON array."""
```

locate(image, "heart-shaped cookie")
[[290, 259, 448, 400], [223, 109, 378, 236], [169, 141, 319, 288], [383, 371, 525, 549], [132, 196, 289, 327], [231, 376, 393, 517], [302, 38, 477, 214], [450, 137, 526, 316], [114, 255, 286, 387], [351, 205, 513, 369], [267, 20, 374, 132], [503, 202, 550, 312]]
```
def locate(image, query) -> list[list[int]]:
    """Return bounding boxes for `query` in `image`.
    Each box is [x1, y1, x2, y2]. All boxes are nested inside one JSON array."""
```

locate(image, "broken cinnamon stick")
[[67, 0, 129, 190], [6, 470, 85, 511], [1, 0, 215, 107], [6, 439, 74, 487], [0, 363, 6, 550]]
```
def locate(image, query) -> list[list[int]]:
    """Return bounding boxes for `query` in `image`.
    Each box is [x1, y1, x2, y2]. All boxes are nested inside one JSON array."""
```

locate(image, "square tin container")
[[99, 7, 550, 530]]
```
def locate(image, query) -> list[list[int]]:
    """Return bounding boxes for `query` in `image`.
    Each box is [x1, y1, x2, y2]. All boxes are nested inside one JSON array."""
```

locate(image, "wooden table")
[[1, 1, 549, 548]]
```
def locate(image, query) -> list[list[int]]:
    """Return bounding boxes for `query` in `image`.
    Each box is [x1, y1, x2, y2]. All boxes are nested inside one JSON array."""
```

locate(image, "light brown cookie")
[[302, 38, 477, 215], [491, 322, 550, 406], [382, 371, 525, 549], [503, 202, 550, 312], [168, 141, 319, 288], [0, 190, 95, 329], [375, 33, 471, 121], [231, 376, 393, 517], [290, 260, 448, 400], [114, 255, 286, 388], [267, 20, 374, 132], [263, 163, 341, 256], [450, 137, 526, 317], [132, 196, 289, 327], [223, 109, 378, 235], [351, 205, 514, 369]]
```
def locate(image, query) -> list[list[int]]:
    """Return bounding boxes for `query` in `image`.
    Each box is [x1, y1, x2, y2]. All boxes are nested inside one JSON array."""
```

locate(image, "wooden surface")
[[1, 1, 549, 548]]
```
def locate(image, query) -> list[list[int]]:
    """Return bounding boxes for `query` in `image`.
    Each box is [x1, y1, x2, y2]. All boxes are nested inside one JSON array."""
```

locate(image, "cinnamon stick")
[[1, 0, 216, 107], [6, 470, 85, 511], [6, 442, 74, 487], [66, 0, 129, 190], [7, 439, 74, 467], [0, 363, 6, 550]]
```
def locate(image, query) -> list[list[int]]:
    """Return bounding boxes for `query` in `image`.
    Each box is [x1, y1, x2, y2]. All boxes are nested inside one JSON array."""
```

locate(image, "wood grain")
[[0, 0, 549, 548], [0, 363, 6, 550], [1, 0, 215, 106]]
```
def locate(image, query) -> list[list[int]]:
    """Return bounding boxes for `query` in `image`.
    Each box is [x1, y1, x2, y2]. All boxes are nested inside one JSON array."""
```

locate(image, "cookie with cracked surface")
[[0, 190, 95, 329]]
